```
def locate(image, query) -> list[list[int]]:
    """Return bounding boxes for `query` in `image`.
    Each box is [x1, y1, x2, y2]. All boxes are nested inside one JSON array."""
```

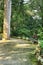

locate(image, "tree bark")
[[3, 0, 11, 40]]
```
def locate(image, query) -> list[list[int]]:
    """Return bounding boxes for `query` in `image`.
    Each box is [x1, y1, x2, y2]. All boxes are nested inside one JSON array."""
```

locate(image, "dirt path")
[[0, 38, 38, 65], [0, 38, 37, 48]]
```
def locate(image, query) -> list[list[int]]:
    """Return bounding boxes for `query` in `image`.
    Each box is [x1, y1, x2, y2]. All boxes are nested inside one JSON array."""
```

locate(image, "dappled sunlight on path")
[[0, 39, 37, 65]]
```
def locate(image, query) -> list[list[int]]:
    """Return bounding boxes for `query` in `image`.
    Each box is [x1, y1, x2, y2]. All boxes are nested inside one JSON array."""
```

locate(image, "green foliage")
[[38, 40, 43, 48], [0, 0, 43, 39]]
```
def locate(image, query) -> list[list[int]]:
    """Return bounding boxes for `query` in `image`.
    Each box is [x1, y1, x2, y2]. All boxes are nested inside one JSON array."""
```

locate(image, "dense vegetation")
[[0, 0, 43, 39]]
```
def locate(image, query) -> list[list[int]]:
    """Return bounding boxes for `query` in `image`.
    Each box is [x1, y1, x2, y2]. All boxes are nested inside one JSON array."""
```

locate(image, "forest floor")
[[0, 38, 43, 65], [0, 38, 37, 49]]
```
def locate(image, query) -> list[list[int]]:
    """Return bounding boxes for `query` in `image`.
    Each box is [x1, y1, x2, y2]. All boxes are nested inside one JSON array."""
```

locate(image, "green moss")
[[38, 40, 43, 48]]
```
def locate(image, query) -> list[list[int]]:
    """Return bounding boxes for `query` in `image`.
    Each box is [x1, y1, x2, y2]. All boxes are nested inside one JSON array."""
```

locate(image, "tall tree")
[[3, 0, 11, 40]]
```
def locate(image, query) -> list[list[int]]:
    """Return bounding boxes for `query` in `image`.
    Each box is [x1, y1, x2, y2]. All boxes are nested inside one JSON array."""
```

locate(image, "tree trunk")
[[3, 0, 11, 40]]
